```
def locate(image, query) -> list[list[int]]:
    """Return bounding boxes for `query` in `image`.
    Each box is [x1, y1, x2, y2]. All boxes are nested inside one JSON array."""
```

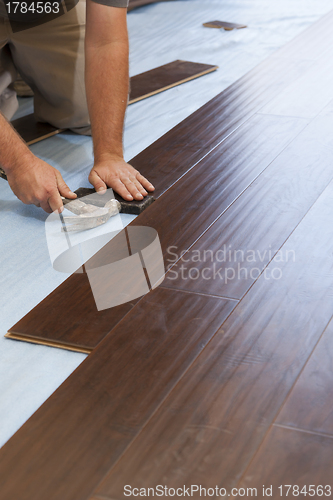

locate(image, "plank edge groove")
[[4, 332, 92, 354]]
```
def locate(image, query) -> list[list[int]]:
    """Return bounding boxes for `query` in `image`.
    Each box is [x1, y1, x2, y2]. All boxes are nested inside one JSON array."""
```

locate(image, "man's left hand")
[[88, 155, 155, 201]]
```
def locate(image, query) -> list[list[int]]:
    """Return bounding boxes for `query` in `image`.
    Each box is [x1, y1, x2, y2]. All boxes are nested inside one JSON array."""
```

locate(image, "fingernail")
[[97, 187, 106, 193]]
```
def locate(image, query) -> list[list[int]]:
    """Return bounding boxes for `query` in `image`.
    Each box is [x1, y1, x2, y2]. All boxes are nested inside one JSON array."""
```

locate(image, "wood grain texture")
[[128, 60, 218, 104], [7, 113, 306, 351], [0, 289, 236, 500], [2, 11, 333, 500], [163, 113, 333, 299], [276, 318, 333, 435], [203, 20, 247, 30], [238, 426, 333, 498], [94, 179, 333, 498], [6, 270, 138, 352]]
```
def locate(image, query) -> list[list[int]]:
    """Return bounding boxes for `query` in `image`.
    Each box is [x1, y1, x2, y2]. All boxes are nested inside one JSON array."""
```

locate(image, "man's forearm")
[[0, 112, 34, 173], [85, 38, 129, 161]]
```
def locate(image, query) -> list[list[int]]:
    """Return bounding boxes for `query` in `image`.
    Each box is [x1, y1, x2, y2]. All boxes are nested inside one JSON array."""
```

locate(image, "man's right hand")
[[6, 156, 77, 213]]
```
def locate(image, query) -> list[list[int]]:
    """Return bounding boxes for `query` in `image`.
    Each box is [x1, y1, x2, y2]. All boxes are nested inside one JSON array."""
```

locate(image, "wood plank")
[[163, 113, 333, 300], [0, 289, 236, 500], [6, 271, 139, 352], [203, 20, 247, 30], [238, 426, 333, 498], [6, 114, 306, 351], [93, 179, 333, 498], [11, 60, 218, 145], [11, 113, 62, 146], [276, 318, 333, 435], [128, 60, 218, 104]]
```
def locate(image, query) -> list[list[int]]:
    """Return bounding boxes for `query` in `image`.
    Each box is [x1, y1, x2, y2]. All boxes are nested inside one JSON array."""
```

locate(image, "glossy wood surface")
[[0, 289, 235, 500], [238, 426, 333, 498], [164, 113, 333, 299], [128, 60, 218, 104], [276, 318, 333, 435], [2, 10, 333, 500], [8, 113, 306, 350], [203, 20, 247, 30], [94, 179, 333, 498]]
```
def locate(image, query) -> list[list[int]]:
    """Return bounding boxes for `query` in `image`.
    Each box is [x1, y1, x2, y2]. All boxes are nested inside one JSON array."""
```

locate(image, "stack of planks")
[[2, 9, 333, 500]]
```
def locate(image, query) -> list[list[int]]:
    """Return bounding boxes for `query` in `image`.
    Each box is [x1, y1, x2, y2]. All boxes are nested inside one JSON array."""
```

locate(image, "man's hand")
[[6, 156, 77, 213], [89, 155, 155, 201]]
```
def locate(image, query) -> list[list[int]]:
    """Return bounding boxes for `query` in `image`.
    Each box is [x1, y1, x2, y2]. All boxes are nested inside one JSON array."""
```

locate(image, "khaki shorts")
[[0, 0, 91, 134]]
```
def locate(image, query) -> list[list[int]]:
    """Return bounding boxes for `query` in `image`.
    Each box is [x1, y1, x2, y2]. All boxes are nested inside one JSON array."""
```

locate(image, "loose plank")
[[128, 60, 218, 104], [6, 114, 306, 351], [11, 60, 218, 145], [238, 426, 333, 498], [276, 318, 333, 436], [11, 113, 62, 146], [203, 21, 247, 30], [0, 289, 236, 500], [94, 179, 333, 498]]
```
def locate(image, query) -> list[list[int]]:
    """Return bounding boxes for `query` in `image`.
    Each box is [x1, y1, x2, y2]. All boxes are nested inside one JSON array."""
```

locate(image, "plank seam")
[[233, 303, 333, 489], [273, 423, 333, 440], [88, 298, 240, 499], [159, 285, 239, 302]]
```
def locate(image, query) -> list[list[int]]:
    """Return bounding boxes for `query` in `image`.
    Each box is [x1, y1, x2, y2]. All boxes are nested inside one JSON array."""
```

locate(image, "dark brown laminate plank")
[[203, 21, 247, 30], [0, 289, 236, 500], [7, 271, 139, 352], [128, 60, 218, 104], [163, 112, 333, 299], [238, 426, 333, 498], [93, 179, 333, 498], [11, 114, 62, 145], [7, 114, 306, 351], [276, 319, 333, 435]]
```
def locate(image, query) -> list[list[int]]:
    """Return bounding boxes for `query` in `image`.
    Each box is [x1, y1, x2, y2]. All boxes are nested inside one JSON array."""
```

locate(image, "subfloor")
[[0, 0, 332, 459]]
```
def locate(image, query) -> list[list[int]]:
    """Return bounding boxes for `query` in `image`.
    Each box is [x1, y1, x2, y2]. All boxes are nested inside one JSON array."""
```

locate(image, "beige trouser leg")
[[0, 1, 91, 134], [0, 20, 18, 120]]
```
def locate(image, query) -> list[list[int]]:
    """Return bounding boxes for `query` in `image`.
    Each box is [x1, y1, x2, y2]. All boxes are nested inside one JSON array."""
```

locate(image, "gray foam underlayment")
[[0, 0, 331, 448]]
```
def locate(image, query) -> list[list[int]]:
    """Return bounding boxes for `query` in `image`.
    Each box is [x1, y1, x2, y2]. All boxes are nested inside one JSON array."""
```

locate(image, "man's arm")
[[85, 0, 154, 201], [0, 113, 76, 212]]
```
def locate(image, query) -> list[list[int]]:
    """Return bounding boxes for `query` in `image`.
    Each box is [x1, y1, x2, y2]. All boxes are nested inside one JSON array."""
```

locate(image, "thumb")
[[89, 169, 107, 193], [56, 173, 77, 199]]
